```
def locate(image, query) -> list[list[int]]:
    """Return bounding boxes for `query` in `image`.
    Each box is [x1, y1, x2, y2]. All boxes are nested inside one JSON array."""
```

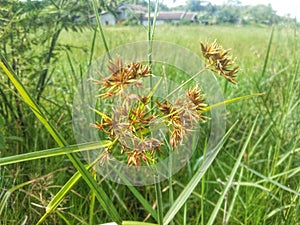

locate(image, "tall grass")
[[0, 15, 299, 225]]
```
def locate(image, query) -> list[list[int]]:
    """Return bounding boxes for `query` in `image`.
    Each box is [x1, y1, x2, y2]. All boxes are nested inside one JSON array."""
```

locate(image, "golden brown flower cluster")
[[95, 58, 151, 98], [200, 40, 239, 84], [91, 41, 239, 167], [157, 86, 207, 148]]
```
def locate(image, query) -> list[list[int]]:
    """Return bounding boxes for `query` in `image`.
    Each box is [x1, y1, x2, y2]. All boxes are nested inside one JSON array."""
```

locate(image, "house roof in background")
[[145, 11, 197, 20], [117, 4, 147, 13]]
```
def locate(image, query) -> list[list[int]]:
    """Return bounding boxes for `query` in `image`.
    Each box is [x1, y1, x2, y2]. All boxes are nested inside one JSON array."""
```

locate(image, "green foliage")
[[0, 1, 299, 224], [200, 2, 289, 25]]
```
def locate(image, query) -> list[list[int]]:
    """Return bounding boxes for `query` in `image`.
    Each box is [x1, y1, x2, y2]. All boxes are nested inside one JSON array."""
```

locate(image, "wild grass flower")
[[94, 58, 151, 98], [200, 40, 239, 84], [92, 41, 239, 167]]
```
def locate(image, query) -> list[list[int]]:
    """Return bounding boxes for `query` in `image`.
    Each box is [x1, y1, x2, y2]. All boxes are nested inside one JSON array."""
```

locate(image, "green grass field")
[[0, 24, 299, 225]]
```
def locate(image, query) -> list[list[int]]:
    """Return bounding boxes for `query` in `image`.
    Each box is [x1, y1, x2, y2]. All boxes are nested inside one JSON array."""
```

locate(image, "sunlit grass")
[[1, 24, 299, 224]]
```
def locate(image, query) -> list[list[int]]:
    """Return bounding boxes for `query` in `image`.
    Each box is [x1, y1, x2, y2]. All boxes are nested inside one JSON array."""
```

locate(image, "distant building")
[[116, 4, 147, 23], [89, 12, 117, 25], [143, 11, 198, 25], [87, 4, 198, 26]]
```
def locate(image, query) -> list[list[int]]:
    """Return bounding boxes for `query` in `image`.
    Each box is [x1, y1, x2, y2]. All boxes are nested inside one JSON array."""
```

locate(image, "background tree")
[[0, 0, 96, 152], [187, 0, 203, 12], [244, 4, 280, 24]]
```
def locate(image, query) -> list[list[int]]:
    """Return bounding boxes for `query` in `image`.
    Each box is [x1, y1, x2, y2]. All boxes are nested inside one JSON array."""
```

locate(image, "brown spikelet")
[[200, 40, 239, 84], [95, 58, 151, 98]]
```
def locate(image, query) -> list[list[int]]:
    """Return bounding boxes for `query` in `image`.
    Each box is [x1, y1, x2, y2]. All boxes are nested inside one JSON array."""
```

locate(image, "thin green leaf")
[[37, 155, 103, 225], [163, 121, 238, 225], [122, 222, 159, 225], [110, 163, 158, 221], [207, 116, 258, 225], [261, 27, 274, 78], [241, 164, 300, 197], [155, 176, 164, 225], [91, 0, 111, 59], [0, 141, 111, 166], [202, 93, 265, 112]]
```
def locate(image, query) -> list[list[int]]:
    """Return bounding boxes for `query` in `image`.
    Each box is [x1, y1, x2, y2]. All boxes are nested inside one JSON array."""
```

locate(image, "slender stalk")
[[89, 171, 96, 225], [151, 0, 159, 42], [91, 0, 111, 60], [261, 26, 274, 79], [147, 0, 153, 99], [201, 144, 207, 225], [88, 27, 98, 68], [168, 152, 174, 225], [147, 0, 152, 67], [183, 204, 187, 225], [155, 175, 164, 225]]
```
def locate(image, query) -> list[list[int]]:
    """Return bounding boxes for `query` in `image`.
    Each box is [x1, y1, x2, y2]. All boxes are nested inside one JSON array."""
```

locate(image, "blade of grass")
[[89, 170, 96, 225], [91, 0, 111, 60], [122, 222, 158, 225], [163, 121, 238, 225], [202, 93, 265, 112], [36, 154, 103, 225], [88, 27, 97, 68], [155, 175, 164, 225], [207, 116, 258, 225], [261, 27, 274, 78], [241, 163, 300, 197], [0, 141, 111, 166], [109, 162, 158, 221], [225, 166, 244, 224]]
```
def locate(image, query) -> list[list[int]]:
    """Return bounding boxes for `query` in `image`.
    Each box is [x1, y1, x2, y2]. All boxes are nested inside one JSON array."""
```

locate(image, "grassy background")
[[1, 24, 299, 224]]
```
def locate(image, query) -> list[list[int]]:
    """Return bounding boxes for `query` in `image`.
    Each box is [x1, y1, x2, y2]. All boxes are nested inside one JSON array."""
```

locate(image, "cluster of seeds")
[[92, 40, 238, 167]]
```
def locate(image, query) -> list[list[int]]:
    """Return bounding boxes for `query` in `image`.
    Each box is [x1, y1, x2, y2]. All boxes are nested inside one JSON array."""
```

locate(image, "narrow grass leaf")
[[155, 176, 164, 225], [37, 155, 103, 225], [225, 167, 244, 224], [36, 171, 82, 225], [110, 163, 158, 221], [261, 27, 274, 78], [241, 163, 300, 197], [207, 116, 258, 225], [91, 0, 111, 59], [266, 204, 295, 220], [122, 222, 158, 225], [202, 93, 264, 112], [163, 122, 237, 225], [0, 141, 111, 166]]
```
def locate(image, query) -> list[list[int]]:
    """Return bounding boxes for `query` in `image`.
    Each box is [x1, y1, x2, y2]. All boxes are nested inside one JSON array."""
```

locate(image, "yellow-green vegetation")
[[0, 24, 299, 225]]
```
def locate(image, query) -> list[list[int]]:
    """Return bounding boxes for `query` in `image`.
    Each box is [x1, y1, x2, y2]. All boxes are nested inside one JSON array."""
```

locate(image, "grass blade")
[[37, 154, 105, 225], [163, 121, 237, 225], [155, 176, 164, 225], [261, 27, 274, 78], [207, 116, 258, 225], [0, 141, 111, 166], [241, 164, 300, 197], [36, 171, 82, 224], [110, 163, 158, 221], [91, 0, 111, 59]]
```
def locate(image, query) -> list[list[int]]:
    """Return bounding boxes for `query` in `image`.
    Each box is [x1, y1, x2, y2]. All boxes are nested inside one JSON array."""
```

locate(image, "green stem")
[[91, 0, 111, 60], [201, 144, 207, 225], [155, 175, 164, 225], [88, 27, 98, 68], [89, 171, 96, 225]]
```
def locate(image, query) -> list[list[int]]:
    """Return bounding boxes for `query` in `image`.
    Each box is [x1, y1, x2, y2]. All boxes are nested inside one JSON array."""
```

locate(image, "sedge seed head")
[[200, 40, 239, 84]]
